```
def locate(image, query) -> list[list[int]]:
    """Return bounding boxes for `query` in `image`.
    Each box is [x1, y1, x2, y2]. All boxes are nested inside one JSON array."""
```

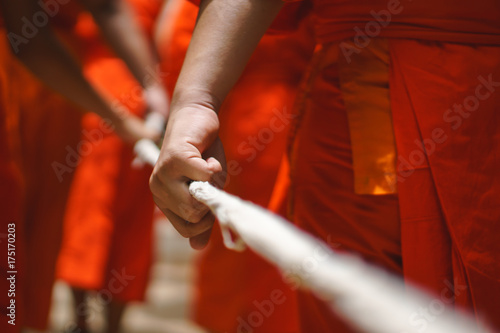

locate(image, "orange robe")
[[0, 31, 27, 333], [0, 26, 83, 333], [0, 5, 84, 330], [289, 39, 402, 332], [283, 0, 500, 331], [390, 40, 500, 330], [156, 1, 315, 332], [56, 0, 161, 303]]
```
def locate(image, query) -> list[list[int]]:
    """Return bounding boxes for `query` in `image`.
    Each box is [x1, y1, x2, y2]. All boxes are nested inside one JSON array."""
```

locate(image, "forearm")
[[150, 0, 283, 248], [84, 0, 161, 89], [0, 0, 126, 122], [0, 0, 161, 143], [27, 36, 125, 122], [171, 0, 284, 113], [1, 13, 121, 123]]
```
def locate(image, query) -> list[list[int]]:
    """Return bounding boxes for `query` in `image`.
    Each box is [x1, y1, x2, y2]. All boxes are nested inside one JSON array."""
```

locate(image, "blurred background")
[[48, 217, 207, 333]]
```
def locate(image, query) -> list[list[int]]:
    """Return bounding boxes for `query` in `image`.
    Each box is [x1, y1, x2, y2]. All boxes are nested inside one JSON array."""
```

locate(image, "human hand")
[[144, 84, 170, 119], [141, 84, 169, 140], [150, 105, 226, 249], [113, 110, 162, 144]]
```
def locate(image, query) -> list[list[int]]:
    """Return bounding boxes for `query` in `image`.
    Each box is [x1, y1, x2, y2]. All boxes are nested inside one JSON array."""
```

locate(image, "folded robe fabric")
[[288, 25, 500, 333]]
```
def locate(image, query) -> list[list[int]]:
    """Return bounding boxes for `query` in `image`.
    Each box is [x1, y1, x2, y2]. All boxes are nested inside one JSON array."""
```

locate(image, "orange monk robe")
[[390, 40, 500, 331], [127, 0, 163, 38], [0, 31, 27, 333], [156, 1, 315, 332], [282, 0, 500, 331], [0, 4, 85, 330], [19, 76, 82, 332], [288, 39, 402, 333], [56, 0, 161, 304]]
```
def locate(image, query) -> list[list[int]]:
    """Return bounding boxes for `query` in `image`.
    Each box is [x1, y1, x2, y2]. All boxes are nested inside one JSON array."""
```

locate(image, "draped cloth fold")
[[288, 36, 500, 331]]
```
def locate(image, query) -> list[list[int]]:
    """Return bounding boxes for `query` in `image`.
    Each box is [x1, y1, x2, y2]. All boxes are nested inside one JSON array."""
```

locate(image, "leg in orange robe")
[[156, 1, 315, 332], [0, 16, 83, 329], [0, 32, 26, 333], [19, 75, 82, 332], [56, 2, 160, 331], [56, 56, 155, 304], [390, 40, 500, 331]]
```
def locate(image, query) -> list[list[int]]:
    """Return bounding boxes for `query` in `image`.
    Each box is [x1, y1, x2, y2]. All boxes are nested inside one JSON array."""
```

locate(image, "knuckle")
[[178, 204, 202, 222], [149, 172, 159, 191], [184, 229, 198, 238], [188, 209, 207, 223], [180, 224, 199, 238], [149, 165, 166, 187], [154, 152, 177, 173], [187, 213, 203, 223], [179, 230, 191, 238], [162, 149, 183, 166]]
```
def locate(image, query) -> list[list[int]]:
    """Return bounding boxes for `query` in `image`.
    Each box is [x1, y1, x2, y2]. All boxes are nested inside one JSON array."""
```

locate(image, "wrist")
[[165, 104, 220, 152], [170, 87, 222, 115], [143, 84, 170, 118]]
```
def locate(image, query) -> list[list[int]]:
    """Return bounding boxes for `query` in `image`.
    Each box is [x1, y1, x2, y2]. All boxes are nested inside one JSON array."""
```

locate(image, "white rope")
[[189, 181, 488, 333], [133, 138, 162, 167], [136, 141, 489, 333], [132, 112, 166, 168]]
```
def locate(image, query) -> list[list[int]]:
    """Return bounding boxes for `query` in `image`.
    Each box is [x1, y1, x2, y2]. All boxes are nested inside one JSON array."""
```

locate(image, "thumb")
[[203, 138, 226, 189]]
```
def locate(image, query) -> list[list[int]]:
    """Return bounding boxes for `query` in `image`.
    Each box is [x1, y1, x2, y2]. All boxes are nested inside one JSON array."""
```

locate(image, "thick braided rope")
[[133, 112, 166, 167], [189, 181, 487, 333], [136, 141, 488, 333]]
